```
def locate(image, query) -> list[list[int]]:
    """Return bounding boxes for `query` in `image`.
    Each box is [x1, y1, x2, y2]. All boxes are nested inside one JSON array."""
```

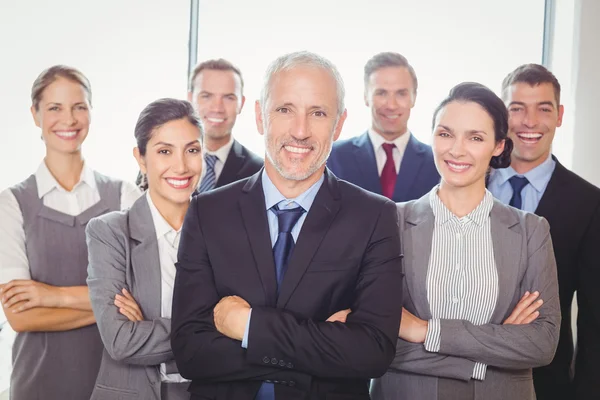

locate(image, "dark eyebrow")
[[466, 129, 488, 135], [437, 124, 453, 133], [185, 140, 201, 147], [153, 142, 174, 147], [508, 100, 555, 108]]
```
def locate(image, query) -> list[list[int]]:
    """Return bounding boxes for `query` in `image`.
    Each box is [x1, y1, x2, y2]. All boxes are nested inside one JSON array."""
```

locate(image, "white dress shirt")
[[145, 192, 189, 384], [199, 136, 234, 186], [367, 128, 411, 176], [0, 161, 141, 284], [423, 187, 499, 381]]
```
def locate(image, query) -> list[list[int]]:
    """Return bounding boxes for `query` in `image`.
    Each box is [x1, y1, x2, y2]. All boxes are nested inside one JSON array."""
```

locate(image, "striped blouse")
[[423, 187, 499, 380]]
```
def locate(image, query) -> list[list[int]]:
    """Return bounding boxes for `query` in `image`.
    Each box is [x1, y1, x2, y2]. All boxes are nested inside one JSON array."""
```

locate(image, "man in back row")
[[328, 52, 439, 201], [489, 63, 600, 400], [188, 59, 263, 192]]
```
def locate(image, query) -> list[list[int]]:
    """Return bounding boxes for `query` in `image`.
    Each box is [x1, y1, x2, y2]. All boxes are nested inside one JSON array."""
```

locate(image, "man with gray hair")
[[328, 52, 439, 201], [171, 51, 403, 400]]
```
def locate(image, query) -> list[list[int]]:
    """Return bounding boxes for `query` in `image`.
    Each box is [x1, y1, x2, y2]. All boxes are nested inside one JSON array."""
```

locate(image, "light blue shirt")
[[488, 154, 556, 213], [241, 170, 325, 348]]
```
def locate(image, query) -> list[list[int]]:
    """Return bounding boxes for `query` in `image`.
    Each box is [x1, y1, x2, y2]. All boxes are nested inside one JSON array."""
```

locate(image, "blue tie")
[[255, 204, 304, 400], [509, 176, 529, 210], [199, 154, 218, 193]]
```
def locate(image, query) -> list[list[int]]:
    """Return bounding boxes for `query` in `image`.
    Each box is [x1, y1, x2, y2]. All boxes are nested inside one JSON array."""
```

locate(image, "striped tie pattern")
[[198, 154, 218, 193]]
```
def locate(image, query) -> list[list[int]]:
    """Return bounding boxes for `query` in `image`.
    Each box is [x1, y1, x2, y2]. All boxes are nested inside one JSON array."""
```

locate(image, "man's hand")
[[0, 280, 63, 312], [326, 309, 351, 323], [213, 296, 251, 341], [399, 308, 428, 343], [503, 291, 543, 325]]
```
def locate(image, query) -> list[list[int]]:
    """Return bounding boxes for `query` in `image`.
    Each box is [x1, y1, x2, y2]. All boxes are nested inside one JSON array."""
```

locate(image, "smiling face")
[[433, 101, 504, 191], [256, 65, 346, 183], [365, 66, 416, 140], [134, 118, 203, 208], [504, 82, 563, 173], [189, 69, 245, 144], [31, 76, 91, 155]]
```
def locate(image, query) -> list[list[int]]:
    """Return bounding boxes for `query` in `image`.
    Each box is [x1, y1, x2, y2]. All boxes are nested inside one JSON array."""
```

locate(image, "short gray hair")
[[260, 51, 345, 117], [364, 52, 418, 92]]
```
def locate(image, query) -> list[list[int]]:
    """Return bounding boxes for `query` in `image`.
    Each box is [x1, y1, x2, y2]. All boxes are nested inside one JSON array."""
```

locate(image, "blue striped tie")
[[199, 154, 218, 193]]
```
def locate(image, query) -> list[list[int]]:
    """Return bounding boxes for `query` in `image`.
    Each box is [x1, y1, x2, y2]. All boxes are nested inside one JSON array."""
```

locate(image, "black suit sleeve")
[[171, 196, 310, 385], [576, 201, 600, 386], [245, 200, 403, 378]]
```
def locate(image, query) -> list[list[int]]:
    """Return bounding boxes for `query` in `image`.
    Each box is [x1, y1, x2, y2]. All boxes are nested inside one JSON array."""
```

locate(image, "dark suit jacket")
[[327, 131, 440, 202], [216, 140, 263, 188], [528, 158, 600, 400], [171, 169, 403, 400]]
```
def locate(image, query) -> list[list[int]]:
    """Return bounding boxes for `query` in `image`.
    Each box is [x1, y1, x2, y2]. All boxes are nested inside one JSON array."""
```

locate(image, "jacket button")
[[287, 362, 294, 369], [281, 381, 287, 385], [265, 380, 272, 383], [279, 360, 286, 367], [271, 358, 278, 365], [289, 381, 296, 387], [262, 357, 270, 364]]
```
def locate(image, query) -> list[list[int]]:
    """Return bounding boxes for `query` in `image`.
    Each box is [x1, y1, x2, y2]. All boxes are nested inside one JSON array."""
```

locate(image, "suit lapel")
[[128, 196, 162, 319], [394, 134, 425, 201], [277, 170, 342, 308], [352, 132, 382, 194], [490, 200, 522, 322], [216, 140, 246, 188], [535, 158, 567, 217], [403, 196, 434, 319], [239, 172, 278, 306]]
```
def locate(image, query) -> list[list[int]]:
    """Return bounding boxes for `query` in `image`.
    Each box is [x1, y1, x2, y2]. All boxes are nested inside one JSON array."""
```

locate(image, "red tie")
[[380, 143, 397, 199]]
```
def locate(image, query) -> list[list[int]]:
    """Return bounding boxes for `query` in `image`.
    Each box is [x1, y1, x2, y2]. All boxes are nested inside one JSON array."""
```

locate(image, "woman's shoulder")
[[491, 198, 550, 236]]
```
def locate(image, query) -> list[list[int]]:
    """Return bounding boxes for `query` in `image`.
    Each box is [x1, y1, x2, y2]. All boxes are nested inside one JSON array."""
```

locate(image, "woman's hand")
[[114, 288, 144, 322], [503, 291, 543, 325], [399, 308, 429, 343], [0, 280, 63, 312]]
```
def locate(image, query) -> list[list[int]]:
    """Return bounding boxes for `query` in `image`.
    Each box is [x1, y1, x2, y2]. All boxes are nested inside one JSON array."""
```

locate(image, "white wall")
[[570, 0, 600, 187], [196, 0, 545, 157], [0, 1, 190, 191]]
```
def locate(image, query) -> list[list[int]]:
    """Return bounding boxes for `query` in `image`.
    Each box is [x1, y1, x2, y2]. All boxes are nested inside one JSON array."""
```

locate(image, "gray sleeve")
[[436, 217, 561, 369], [388, 338, 476, 381], [86, 217, 173, 366]]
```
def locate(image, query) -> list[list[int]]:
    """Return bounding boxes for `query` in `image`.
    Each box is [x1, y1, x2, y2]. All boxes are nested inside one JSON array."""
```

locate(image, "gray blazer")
[[371, 194, 561, 400], [86, 196, 188, 400]]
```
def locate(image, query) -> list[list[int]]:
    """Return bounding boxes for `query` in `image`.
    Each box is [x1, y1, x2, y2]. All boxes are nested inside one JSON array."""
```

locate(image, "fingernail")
[[538, 299, 543, 304], [524, 291, 530, 296], [533, 291, 539, 296]]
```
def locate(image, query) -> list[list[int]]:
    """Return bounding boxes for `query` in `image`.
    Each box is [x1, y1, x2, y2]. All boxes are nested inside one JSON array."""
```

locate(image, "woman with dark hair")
[[0, 65, 140, 399], [86, 98, 203, 399], [371, 83, 560, 400]]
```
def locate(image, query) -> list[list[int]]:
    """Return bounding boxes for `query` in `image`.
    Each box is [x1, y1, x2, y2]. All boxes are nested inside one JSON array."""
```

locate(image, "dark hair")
[[31, 65, 92, 110], [501, 63, 561, 106], [189, 58, 244, 93], [364, 52, 418, 92], [134, 98, 203, 191], [432, 82, 513, 169]]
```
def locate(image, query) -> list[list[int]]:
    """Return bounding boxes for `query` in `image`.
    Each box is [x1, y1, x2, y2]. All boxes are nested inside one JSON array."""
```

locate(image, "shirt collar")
[[146, 191, 180, 245], [429, 185, 494, 227], [205, 136, 234, 164], [261, 170, 324, 212], [35, 160, 97, 198], [367, 128, 411, 154], [491, 153, 555, 193]]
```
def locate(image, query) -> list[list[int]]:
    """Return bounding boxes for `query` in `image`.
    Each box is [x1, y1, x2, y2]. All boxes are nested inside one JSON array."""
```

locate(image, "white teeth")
[[207, 117, 224, 123], [55, 131, 77, 138], [167, 178, 190, 187], [518, 133, 543, 139], [284, 146, 310, 154], [447, 162, 470, 170], [383, 115, 399, 119]]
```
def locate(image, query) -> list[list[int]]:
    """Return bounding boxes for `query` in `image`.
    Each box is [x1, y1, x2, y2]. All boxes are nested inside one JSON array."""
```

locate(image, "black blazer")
[[528, 158, 600, 400], [327, 132, 440, 202], [216, 140, 263, 188], [171, 169, 403, 400]]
